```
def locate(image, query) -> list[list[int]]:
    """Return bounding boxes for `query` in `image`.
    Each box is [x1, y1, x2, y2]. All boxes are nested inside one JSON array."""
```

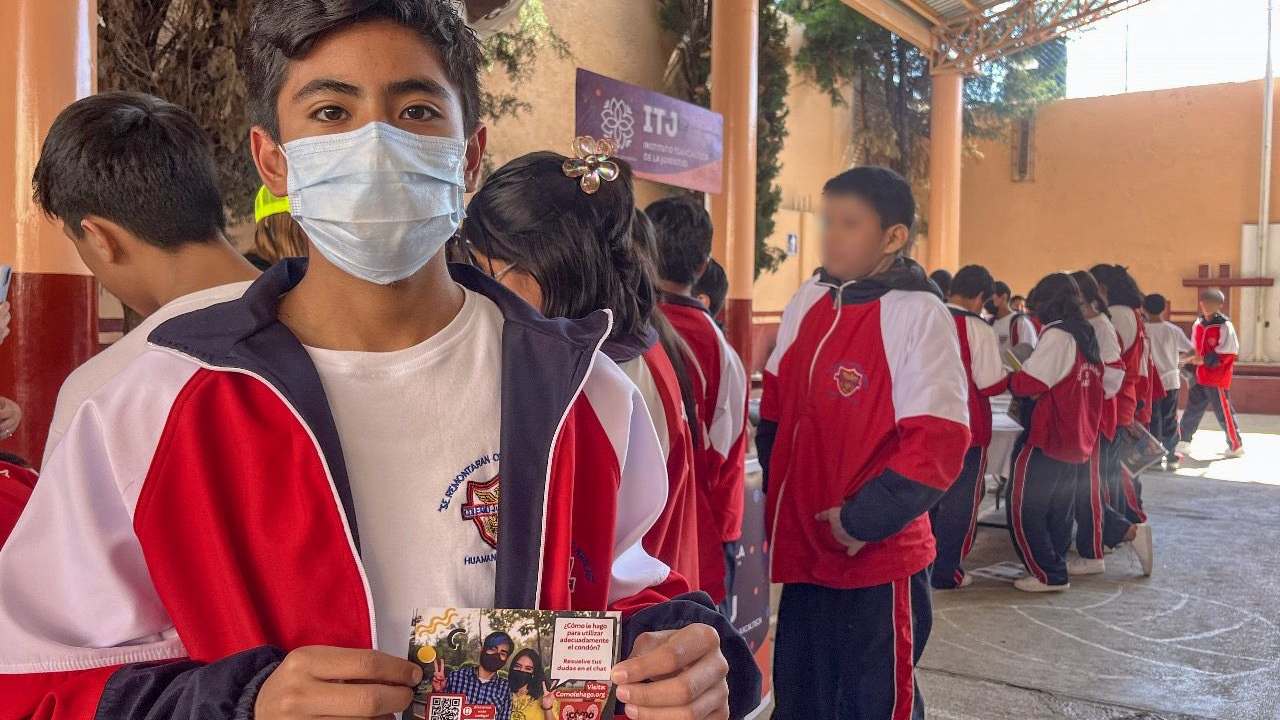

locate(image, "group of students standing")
[[930, 264, 1242, 596]]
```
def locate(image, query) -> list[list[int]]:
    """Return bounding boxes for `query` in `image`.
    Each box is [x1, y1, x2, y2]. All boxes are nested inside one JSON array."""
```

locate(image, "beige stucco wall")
[[476, 4, 854, 313], [480, 0, 673, 207], [960, 80, 1277, 316]]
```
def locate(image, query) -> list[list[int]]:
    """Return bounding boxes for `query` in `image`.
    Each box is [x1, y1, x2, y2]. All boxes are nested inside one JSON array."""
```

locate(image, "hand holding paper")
[[613, 624, 729, 720], [256, 645, 422, 720]]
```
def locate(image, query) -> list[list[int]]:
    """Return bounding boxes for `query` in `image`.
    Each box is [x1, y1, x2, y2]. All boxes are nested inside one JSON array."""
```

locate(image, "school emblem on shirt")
[[834, 365, 865, 397], [461, 476, 500, 548]]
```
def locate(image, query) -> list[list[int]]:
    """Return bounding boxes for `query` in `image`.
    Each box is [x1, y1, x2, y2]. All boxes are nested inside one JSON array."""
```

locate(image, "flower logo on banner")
[[600, 97, 635, 150]]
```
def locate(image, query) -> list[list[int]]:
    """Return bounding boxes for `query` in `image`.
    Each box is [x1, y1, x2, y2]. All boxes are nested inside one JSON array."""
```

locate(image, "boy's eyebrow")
[[293, 78, 361, 101], [387, 77, 453, 100]]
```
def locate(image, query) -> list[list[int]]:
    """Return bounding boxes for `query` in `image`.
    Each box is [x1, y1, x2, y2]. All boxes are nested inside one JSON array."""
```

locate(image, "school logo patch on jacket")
[[461, 476, 500, 548], [834, 365, 865, 397]]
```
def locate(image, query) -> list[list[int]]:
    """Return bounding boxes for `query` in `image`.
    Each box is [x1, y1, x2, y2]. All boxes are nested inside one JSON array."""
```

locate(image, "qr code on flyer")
[[428, 694, 464, 720]]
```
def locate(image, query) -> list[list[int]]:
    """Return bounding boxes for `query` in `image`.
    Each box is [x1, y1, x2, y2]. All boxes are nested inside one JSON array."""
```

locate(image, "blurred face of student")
[[1010, 297, 1026, 312], [992, 293, 1010, 313], [820, 193, 910, 282], [1200, 299, 1223, 317], [250, 18, 486, 200]]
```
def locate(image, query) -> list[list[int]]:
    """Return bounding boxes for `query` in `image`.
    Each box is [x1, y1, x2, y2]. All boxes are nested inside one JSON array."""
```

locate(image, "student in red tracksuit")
[[646, 196, 749, 608], [1007, 273, 1104, 593], [932, 265, 1007, 590], [459, 152, 705, 591], [0, 4, 758, 718], [1179, 288, 1244, 455], [1067, 271, 1152, 577], [1090, 264, 1151, 526], [757, 167, 970, 720]]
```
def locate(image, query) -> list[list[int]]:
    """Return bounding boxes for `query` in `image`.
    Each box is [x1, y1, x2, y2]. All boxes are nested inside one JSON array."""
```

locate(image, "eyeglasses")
[[456, 237, 520, 281]]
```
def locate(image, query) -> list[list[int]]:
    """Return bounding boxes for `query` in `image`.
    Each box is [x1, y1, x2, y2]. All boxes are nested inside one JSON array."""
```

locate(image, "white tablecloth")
[[987, 394, 1023, 479]]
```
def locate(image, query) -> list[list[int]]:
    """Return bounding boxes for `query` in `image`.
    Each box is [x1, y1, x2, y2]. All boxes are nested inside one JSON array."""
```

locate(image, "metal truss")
[[933, 0, 1156, 71]]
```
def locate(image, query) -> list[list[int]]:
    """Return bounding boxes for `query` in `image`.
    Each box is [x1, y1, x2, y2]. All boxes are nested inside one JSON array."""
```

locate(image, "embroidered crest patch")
[[834, 365, 864, 397], [461, 476, 500, 548]]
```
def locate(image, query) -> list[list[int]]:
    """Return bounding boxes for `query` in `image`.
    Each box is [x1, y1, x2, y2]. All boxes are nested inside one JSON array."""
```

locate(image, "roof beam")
[[839, 0, 937, 52], [934, 0, 1154, 71], [896, 0, 947, 26]]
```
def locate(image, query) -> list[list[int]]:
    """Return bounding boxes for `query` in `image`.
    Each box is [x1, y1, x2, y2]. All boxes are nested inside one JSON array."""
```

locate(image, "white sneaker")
[[1131, 523, 1154, 576], [1225, 446, 1245, 458], [959, 573, 974, 588], [1067, 557, 1106, 576], [1175, 441, 1192, 455], [1014, 576, 1069, 593]]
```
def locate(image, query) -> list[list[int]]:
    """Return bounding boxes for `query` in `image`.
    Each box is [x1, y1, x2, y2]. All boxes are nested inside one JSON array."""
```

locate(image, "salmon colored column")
[[0, 0, 98, 465], [709, 0, 759, 368], [928, 67, 964, 273]]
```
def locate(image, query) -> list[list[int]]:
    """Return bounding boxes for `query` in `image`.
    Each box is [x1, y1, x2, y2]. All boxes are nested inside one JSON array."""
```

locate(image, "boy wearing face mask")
[[0, 2, 756, 719], [758, 167, 970, 720]]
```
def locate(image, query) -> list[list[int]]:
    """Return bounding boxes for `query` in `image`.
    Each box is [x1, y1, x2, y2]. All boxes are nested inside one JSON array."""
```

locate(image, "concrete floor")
[[917, 415, 1280, 719]]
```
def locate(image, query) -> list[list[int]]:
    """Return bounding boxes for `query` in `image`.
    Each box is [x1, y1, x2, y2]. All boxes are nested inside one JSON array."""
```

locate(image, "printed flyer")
[[405, 608, 621, 720]]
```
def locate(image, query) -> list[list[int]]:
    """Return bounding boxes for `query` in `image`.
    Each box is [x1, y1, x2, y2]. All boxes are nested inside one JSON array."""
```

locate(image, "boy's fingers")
[[296, 646, 423, 686], [615, 646, 727, 707], [303, 679, 414, 717], [613, 624, 718, 684], [623, 678, 728, 720]]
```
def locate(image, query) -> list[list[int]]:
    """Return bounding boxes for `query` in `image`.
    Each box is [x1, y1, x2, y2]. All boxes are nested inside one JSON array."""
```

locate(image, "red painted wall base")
[[0, 272, 97, 466]]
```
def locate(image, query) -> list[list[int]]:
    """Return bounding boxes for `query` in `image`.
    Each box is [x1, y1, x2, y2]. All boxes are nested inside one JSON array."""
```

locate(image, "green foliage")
[[657, 0, 792, 279], [779, 0, 1066, 204], [480, 0, 572, 124], [98, 0, 256, 222]]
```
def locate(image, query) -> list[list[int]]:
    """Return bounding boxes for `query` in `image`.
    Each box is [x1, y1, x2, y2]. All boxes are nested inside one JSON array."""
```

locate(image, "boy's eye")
[[401, 105, 438, 121], [313, 106, 349, 122]]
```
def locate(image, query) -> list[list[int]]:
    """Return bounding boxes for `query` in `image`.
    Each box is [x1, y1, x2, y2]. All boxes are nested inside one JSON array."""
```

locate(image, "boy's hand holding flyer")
[[405, 608, 620, 720]]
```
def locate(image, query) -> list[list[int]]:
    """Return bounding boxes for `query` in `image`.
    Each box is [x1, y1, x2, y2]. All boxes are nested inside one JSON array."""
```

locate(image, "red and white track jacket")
[[606, 330, 702, 594], [1109, 306, 1147, 427], [0, 460, 37, 547], [948, 305, 1008, 448], [0, 261, 759, 720], [758, 262, 970, 590], [1009, 323, 1104, 464], [1088, 313, 1126, 440], [659, 295, 748, 604], [1193, 313, 1239, 388]]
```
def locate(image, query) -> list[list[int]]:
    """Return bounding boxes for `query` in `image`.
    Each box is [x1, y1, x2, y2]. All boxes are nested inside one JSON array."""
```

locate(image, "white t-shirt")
[[305, 287, 504, 658], [1146, 320, 1194, 391], [42, 282, 254, 467], [991, 312, 1038, 357]]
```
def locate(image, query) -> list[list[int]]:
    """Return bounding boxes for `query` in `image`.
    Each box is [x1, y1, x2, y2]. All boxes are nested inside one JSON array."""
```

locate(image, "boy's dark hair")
[[32, 92, 226, 249], [645, 195, 713, 286], [1090, 264, 1145, 309], [693, 258, 729, 317], [992, 281, 1011, 299], [1143, 293, 1168, 315], [822, 166, 916, 231], [245, 0, 484, 139], [950, 265, 994, 300], [929, 269, 953, 297]]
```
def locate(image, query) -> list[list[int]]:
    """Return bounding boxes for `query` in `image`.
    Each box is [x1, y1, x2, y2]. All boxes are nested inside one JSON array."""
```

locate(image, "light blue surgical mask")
[[284, 122, 467, 285]]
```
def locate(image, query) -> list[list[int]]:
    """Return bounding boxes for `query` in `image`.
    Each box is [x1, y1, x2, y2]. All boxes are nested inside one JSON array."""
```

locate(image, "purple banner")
[[574, 68, 724, 194]]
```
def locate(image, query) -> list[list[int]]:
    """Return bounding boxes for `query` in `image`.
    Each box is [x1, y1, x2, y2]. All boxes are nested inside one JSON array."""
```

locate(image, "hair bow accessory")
[[562, 136, 620, 194]]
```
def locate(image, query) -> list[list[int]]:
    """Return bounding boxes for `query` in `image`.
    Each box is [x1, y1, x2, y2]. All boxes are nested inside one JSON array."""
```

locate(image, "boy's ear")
[[77, 217, 128, 265], [882, 223, 910, 256], [464, 124, 489, 193], [250, 126, 289, 198]]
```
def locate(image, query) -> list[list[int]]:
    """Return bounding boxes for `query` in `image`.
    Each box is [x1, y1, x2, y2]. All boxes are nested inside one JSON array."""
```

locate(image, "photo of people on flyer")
[[406, 608, 620, 720]]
